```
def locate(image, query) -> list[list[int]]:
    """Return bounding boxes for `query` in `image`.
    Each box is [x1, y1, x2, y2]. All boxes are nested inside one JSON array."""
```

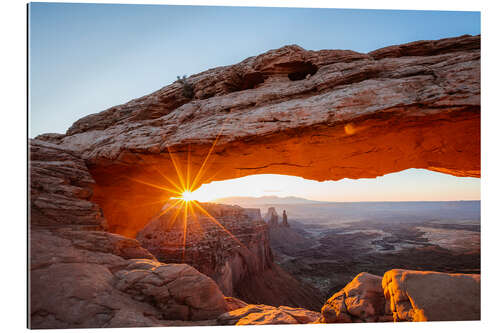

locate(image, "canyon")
[[29, 35, 480, 328], [136, 202, 323, 310]]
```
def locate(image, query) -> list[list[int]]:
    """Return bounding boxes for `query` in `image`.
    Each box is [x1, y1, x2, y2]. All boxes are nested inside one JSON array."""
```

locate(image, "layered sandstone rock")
[[30, 35, 480, 236], [136, 202, 273, 296], [29, 139, 107, 231], [224, 297, 249, 311], [319, 269, 481, 324], [136, 201, 323, 310], [265, 207, 279, 227], [382, 269, 480, 321], [217, 304, 321, 325], [30, 229, 229, 328], [29, 142, 230, 328], [320, 272, 392, 323], [282, 210, 289, 227]]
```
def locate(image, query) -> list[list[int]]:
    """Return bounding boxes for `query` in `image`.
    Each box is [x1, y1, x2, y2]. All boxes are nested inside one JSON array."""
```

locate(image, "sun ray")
[[130, 153, 185, 195], [188, 201, 205, 235], [182, 201, 188, 262], [153, 198, 183, 220], [163, 200, 184, 230], [129, 198, 172, 208], [148, 200, 182, 224], [190, 115, 233, 191], [191, 200, 247, 250], [186, 144, 192, 191], [151, 164, 184, 194], [167, 146, 187, 191], [126, 176, 181, 195]]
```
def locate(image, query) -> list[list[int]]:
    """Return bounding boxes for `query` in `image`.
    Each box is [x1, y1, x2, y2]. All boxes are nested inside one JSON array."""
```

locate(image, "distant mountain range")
[[214, 195, 327, 206]]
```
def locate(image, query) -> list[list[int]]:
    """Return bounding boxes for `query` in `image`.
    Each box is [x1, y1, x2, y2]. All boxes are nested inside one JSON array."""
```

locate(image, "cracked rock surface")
[[320, 272, 392, 323], [30, 229, 229, 328]]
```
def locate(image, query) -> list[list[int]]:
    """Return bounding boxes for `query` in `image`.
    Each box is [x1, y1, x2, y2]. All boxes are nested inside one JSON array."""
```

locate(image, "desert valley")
[[219, 198, 480, 298]]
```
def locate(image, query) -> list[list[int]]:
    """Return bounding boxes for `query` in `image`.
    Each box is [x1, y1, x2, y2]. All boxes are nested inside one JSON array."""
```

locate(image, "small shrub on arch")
[[176, 75, 195, 99]]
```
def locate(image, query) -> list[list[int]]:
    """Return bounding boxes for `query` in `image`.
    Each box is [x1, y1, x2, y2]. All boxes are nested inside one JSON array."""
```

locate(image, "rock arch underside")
[[36, 34, 480, 237], [30, 35, 480, 328]]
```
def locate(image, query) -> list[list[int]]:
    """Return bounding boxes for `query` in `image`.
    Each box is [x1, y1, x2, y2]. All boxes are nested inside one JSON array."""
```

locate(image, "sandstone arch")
[[36, 35, 480, 237]]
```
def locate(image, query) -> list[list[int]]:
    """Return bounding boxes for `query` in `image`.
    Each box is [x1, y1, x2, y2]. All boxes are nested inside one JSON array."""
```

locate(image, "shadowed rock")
[[320, 272, 392, 323], [30, 229, 229, 328], [224, 297, 249, 311], [29, 139, 107, 231]]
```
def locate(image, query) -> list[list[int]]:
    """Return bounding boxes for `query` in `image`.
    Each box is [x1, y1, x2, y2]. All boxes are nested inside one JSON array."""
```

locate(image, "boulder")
[[382, 269, 480, 321], [29, 229, 229, 328], [320, 272, 391, 323], [217, 304, 320, 325]]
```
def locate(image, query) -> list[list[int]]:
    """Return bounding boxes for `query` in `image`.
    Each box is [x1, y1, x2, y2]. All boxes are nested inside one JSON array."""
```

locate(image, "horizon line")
[[211, 197, 480, 203]]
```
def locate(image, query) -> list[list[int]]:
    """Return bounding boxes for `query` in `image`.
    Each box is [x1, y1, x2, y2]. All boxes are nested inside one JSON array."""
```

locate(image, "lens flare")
[[122, 109, 253, 263], [181, 190, 195, 202]]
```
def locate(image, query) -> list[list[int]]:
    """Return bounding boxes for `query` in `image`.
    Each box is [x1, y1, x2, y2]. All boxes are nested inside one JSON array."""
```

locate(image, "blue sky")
[[28, 3, 480, 201]]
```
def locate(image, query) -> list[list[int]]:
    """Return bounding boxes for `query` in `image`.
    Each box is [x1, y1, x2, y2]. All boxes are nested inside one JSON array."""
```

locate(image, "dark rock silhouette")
[[265, 207, 279, 227], [282, 210, 289, 227]]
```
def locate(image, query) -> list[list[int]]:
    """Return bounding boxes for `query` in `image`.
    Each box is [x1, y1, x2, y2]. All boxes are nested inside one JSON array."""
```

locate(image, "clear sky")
[[190, 169, 480, 202], [28, 2, 480, 201]]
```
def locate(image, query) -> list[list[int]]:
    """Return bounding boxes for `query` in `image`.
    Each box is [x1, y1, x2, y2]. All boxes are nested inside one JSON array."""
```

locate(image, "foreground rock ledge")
[[319, 270, 480, 323], [37, 35, 480, 236], [382, 269, 480, 322]]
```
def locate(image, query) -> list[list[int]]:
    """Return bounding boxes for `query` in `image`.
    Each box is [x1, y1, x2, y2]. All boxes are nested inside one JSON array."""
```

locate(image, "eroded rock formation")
[[320, 272, 392, 323], [382, 269, 480, 321], [30, 229, 230, 328], [136, 202, 323, 310], [29, 140, 107, 231], [29, 141, 230, 328], [137, 203, 273, 296], [265, 207, 279, 227], [217, 304, 321, 325], [34, 34, 480, 237], [282, 210, 289, 227], [319, 269, 480, 323]]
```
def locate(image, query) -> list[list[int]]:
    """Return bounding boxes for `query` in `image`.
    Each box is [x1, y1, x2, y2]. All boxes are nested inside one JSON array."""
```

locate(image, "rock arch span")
[[36, 35, 480, 237]]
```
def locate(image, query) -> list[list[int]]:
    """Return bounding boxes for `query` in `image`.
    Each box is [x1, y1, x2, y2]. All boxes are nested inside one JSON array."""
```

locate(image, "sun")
[[181, 190, 195, 202], [125, 118, 248, 261]]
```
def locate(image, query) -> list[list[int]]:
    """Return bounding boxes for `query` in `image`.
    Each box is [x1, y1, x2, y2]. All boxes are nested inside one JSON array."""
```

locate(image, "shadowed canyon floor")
[[29, 35, 480, 328]]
